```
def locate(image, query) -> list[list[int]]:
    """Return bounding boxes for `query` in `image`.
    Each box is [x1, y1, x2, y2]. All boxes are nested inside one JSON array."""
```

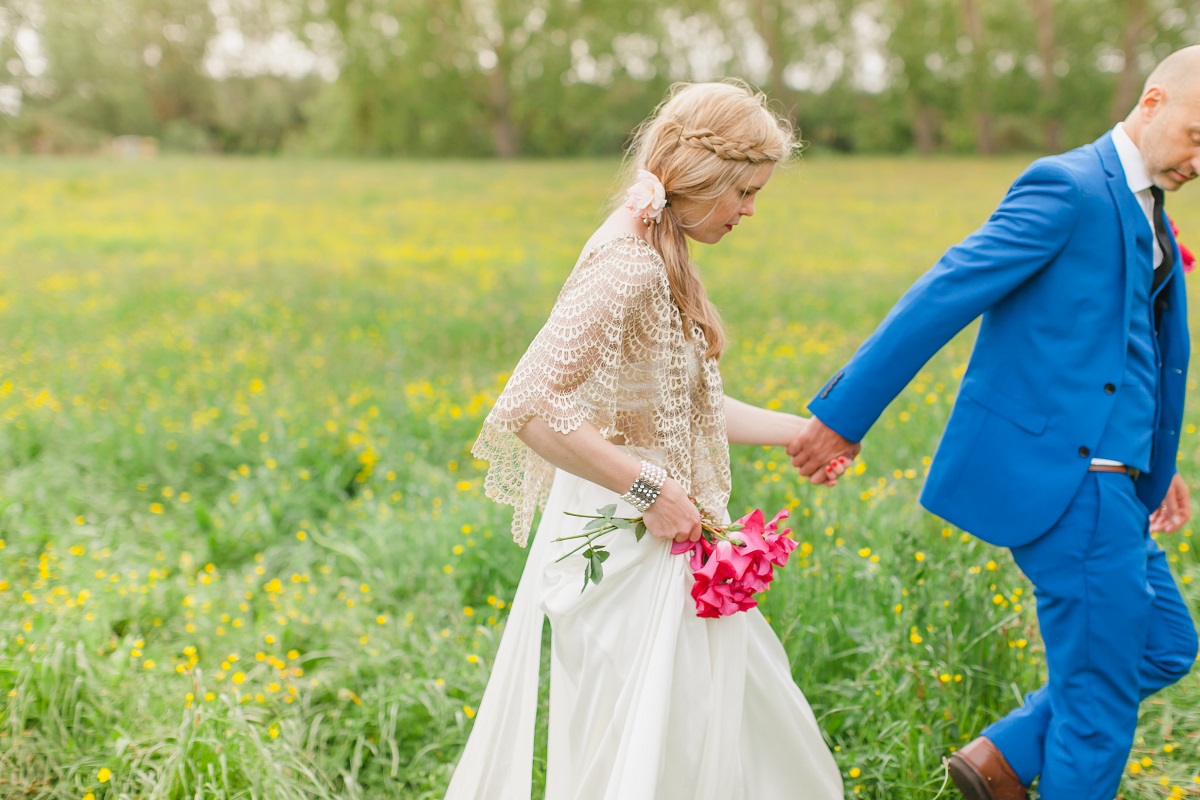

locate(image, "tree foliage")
[[0, 0, 1197, 155]]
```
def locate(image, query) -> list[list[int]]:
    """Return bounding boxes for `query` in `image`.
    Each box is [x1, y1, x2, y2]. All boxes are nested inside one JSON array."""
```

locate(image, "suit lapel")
[[1096, 133, 1150, 335]]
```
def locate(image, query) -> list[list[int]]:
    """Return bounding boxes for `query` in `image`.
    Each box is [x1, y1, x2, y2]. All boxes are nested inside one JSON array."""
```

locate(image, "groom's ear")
[[818, 370, 844, 399], [1138, 85, 1167, 120]]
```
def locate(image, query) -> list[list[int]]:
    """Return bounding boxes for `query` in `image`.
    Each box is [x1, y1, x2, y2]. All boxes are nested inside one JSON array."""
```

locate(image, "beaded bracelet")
[[621, 460, 667, 512]]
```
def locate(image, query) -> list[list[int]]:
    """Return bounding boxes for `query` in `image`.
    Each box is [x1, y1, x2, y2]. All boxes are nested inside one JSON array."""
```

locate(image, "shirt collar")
[[1112, 123, 1153, 195]]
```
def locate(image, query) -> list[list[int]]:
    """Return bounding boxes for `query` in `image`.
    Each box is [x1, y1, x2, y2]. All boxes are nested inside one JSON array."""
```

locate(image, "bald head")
[[1123, 45, 1200, 191], [1143, 45, 1200, 96]]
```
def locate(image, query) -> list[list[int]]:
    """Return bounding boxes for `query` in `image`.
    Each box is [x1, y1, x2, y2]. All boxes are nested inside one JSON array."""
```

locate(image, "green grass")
[[0, 154, 1198, 798]]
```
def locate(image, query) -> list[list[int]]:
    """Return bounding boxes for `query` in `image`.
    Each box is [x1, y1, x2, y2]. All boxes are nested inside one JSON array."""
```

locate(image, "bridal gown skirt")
[[444, 468, 844, 800]]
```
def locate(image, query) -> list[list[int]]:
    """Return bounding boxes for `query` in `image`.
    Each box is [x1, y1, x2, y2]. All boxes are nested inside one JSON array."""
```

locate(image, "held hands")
[[642, 478, 703, 544], [1150, 474, 1192, 534], [788, 416, 861, 486], [820, 456, 852, 487]]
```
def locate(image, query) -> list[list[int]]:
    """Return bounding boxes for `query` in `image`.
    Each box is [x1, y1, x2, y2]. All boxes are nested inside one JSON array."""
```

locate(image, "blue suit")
[[809, 133, 1197, 797]]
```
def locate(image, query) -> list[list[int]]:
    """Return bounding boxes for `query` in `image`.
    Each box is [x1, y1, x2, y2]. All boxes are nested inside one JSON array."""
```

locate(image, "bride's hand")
[[822, 456, 851, 486], [642, 479, 703, 544]]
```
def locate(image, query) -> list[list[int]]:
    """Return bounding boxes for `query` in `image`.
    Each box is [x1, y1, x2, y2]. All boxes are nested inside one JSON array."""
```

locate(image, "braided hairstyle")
[[616, 80, 798, 359]]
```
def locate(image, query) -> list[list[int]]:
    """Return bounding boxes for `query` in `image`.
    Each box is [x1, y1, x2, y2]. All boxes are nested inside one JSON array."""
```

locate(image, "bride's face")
[[673, 162, 776, 245]]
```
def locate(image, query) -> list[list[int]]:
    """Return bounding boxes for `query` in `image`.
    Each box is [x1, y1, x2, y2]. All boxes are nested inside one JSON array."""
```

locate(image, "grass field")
[[1, 154, 1199, 799]]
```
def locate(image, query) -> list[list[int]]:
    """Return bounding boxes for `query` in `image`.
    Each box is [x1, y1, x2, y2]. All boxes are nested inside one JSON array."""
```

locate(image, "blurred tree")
[[712, 0, 852, 115], [1027, 0, 1061, 151], [209, 73, 322, 152], [0, 1, 36, 103], [880, 0, 960, 154], [1, 0, 1198, 156], [293, 0, 689, 157], [34, 0, 215, 140], [1110, 0, 1150, 123], [959, 0, 995, 153]]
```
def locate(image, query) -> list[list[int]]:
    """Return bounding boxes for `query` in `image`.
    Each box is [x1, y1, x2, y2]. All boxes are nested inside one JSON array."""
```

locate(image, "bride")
[[444, 80, 845, 800]]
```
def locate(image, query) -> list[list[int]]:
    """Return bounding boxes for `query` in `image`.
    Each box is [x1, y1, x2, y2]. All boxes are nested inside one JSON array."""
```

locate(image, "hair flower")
[[625, 169, 668, 225]]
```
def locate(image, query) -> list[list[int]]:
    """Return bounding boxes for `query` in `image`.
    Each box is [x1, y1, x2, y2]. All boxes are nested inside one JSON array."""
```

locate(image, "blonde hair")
[[617, 80, 797, 359]]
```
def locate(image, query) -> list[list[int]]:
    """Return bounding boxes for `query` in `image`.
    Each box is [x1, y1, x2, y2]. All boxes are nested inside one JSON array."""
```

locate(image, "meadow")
[[0, 153, 1198, 799]]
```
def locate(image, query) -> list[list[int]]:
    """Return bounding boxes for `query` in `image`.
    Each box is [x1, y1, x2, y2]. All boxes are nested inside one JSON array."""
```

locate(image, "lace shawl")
[[473, 235, 731, 546]]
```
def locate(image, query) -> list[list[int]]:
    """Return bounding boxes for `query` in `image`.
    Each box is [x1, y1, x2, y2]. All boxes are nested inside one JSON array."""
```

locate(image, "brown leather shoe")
[[946, 737, 1028, 800]]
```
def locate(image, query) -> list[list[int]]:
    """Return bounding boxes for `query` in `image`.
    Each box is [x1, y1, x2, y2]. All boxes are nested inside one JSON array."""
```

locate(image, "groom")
[[790, 46, 1200, 799]]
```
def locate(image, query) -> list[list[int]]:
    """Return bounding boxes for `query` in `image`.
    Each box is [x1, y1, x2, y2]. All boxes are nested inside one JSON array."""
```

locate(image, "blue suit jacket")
[[808, 133, 1190, 547]]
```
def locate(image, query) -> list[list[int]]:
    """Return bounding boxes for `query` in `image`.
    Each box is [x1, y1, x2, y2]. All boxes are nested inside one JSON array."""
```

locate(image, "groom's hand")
[[788, 416, 861, 485], [1150, 473, 1191, 534]]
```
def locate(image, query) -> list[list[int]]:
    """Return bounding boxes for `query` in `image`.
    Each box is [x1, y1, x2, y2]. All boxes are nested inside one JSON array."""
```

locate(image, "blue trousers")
[[982, 473, 1197, 799]]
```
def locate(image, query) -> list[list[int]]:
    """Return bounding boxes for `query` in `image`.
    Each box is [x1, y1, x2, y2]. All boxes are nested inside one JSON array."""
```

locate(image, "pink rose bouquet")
[[671, 508, 797, 618], [556, 503, 797, 618]]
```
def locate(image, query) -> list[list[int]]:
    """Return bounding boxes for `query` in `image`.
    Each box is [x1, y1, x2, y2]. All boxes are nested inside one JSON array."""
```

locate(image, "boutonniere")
[[1168, 216, 1196, 273]]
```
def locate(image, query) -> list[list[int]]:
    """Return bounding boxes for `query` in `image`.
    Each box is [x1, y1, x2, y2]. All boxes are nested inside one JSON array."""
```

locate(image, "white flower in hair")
[[625, 169, 668, 224]]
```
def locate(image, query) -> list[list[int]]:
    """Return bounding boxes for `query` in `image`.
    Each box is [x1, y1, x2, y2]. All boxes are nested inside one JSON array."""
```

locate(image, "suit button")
[[1078, 446, 1091, 458], [1104, 383, 1116, 394]]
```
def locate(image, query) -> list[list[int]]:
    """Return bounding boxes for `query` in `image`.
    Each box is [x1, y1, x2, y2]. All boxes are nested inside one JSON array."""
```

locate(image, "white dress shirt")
[[1112, 122, 1165, 269]]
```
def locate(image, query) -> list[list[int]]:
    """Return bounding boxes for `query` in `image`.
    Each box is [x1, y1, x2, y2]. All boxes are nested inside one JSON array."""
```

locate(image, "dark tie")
[[1151, 186, 1174, 292]]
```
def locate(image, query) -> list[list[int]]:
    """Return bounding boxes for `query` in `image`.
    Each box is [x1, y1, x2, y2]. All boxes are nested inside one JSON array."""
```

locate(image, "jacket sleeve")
[[808, 158, 1084, 442]]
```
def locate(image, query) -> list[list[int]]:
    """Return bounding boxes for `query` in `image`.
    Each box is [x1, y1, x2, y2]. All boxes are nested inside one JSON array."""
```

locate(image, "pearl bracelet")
[[621, 460, 667, 512]]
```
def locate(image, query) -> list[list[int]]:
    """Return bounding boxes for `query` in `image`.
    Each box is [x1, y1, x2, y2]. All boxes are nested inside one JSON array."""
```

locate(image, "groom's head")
[[1124, 45, 1200, 192]]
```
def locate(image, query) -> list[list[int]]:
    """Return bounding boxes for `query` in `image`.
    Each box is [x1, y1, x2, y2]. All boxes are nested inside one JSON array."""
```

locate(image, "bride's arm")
[[516, 418, 641, 495], [725, 396, 847, 483], [516, 417, 703, 542], [724, 395, 808, 447]]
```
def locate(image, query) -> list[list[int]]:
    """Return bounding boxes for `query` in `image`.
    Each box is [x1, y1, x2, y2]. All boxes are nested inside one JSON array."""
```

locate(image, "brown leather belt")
[[1089, 464, 1139, 479]]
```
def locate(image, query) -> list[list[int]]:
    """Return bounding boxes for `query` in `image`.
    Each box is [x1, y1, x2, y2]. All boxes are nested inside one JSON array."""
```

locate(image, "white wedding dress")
[[444, 235, 844, 799], [442, 468, 845, 800]]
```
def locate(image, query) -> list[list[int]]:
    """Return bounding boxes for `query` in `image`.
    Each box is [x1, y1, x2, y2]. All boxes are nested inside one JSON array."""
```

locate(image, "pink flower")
[[763, 509, 798, 566], [567, 503, 796, 618], [624, 169, 667, 224], [673, 507, 797, 618]]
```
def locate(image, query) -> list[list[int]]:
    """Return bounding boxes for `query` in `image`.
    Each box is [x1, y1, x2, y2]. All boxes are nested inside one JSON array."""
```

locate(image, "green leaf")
[[634, 520, 647, 542], [610, 517, 632, 529], [726, 523, 744, 532], [584, 517, 609, 532], [579, 545, 610, 590], [597, 503, 617, 519]]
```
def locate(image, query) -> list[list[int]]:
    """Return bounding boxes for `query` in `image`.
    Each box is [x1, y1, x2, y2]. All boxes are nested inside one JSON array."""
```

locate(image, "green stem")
[[555, 534, 607, 563], [554, 509, 644, 564], [554, 529, 608, 543]]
